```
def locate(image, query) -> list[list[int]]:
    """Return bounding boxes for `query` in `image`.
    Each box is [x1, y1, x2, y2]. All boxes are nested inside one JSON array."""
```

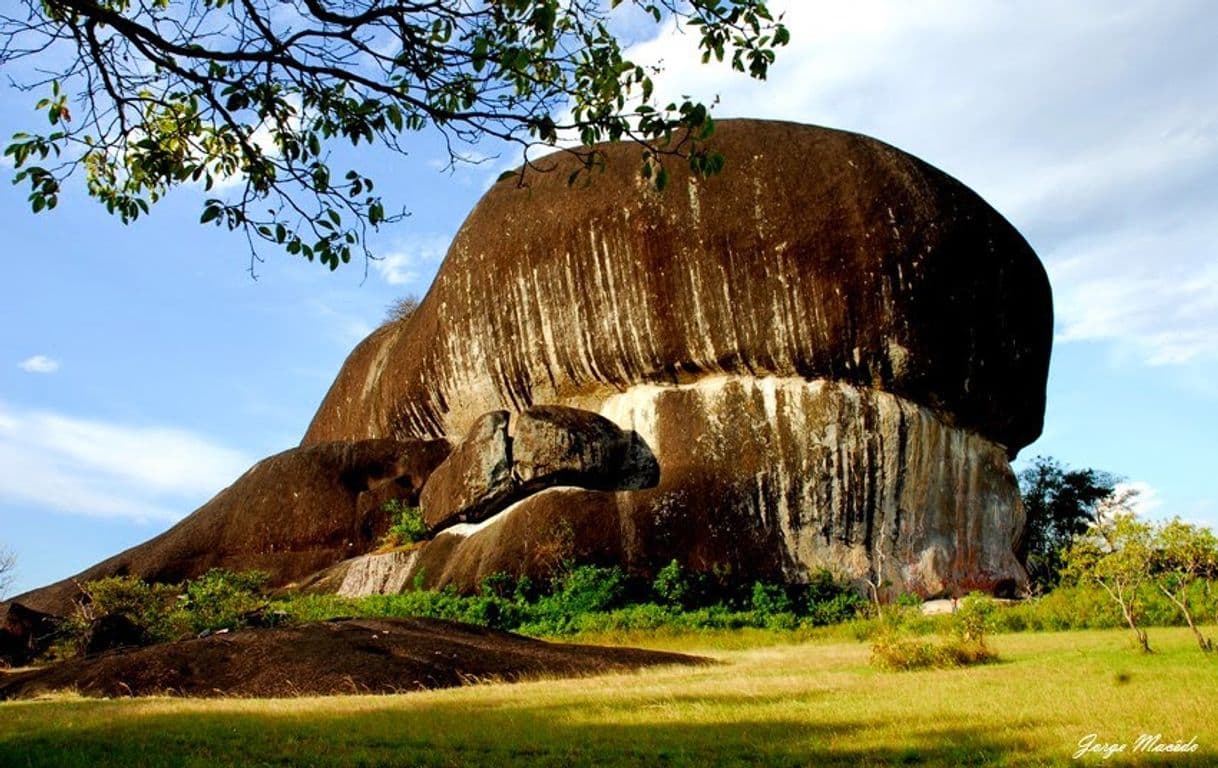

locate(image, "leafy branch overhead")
[[1, 0, 787, 272]]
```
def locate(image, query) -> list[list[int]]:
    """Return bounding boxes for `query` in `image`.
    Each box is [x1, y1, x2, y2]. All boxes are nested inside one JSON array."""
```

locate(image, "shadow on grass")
[[4, 694, 1203, 768]]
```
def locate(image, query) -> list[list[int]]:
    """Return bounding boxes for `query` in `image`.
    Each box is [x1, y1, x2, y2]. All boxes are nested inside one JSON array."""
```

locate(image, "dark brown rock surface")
[[304, 119, 1051, 456], [420, 411, 514, 530], [0, 603, 59, 667], [420, 406, 659, 532], [513, 405, 646, 489]]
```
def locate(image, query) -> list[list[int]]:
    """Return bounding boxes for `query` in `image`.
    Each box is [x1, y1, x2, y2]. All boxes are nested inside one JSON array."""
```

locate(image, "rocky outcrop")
[[6, 438, 450, 618], [11, 119, 1052, 608], [513, 405, 657, 490], [394, 379, 1026, 596], [0, 618, 707, 699], [0, 602, 59, 667], [420, 411, 514, 530], [335, 550, 420, 597], [294, 119, 1050, 596], [420, 405, 660, 531]]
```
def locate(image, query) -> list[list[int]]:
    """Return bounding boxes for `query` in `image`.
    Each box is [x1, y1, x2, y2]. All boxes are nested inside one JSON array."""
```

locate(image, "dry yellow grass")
[[2, 628, 1216, 767]]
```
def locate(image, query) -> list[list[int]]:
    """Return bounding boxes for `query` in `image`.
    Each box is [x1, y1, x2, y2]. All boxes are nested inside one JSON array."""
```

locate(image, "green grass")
[[2, 628, 1216, 767]]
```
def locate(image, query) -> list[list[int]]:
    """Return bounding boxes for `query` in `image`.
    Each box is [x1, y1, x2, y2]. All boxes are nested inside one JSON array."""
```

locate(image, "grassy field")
[[2, 628, 1216, 767]]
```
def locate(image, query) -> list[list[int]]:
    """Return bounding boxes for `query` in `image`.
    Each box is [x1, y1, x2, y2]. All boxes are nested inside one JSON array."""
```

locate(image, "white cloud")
[[624, 0, 1218, 367], [371, 233, 451, 287], [1048, 226, 1218, 365], [1109, 482, 1217, 535], [311, 300, 376, 346], [1112, 480, 1163, 519], [17, 355, 59, 374], [0, 402, 253, 522]]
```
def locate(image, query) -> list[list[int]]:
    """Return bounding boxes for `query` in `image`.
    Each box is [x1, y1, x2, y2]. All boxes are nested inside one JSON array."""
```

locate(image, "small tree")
[[385, 295, 421, 325], [652, 559, 690, 608], [381, 499, 428, 547], [1063, 509, 1155, 653], [0, 546, 15, 599], [1152, 518, 1217, 652]]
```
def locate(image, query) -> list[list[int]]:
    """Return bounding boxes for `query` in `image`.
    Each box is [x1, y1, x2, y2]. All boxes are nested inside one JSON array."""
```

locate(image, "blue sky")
[[2, 0, 1215, 596]]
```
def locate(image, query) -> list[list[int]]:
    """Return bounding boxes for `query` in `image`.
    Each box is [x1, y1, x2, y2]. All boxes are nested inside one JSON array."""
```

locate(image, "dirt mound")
[[0, 618, 705, 699]]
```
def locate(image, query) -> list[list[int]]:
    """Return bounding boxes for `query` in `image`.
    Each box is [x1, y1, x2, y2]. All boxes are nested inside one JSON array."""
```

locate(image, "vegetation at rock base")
[[54, 569, 273, 657], [280, 561, 867, 639], [1, 0, 787, 271], [379, 500, 428, 547], [36, 527, 1218, 664]]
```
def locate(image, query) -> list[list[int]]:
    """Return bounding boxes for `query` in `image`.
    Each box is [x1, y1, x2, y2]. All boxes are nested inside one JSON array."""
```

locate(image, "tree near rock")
[[385, 295, 421, 325], [1018, 456, 1119, 593], [1062, 506, 1155, 653], [1151, 518, 1217, 653], [1, 0, 787, 272]]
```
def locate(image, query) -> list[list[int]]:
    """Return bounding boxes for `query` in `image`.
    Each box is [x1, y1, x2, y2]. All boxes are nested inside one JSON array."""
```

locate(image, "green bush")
[[516, 565, 628, 634], [955, 592, 997, 642], [59, 569, 276, 656], [653, 559, 690, 608], [180, 568, 270, 633], [549, 565, 627, 614], [895, 592, 924, 610], [750, 581, 792, 616], [68, 575, 186, 646], [870, 629, 997, 671], [381, 500, 428, 546]]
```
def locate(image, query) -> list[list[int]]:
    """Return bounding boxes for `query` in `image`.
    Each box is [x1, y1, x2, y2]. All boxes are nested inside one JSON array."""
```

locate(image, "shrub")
[[512, 565, 628, 635], [895, 592, 924, 610], [68, 575, 187, 647], [60, 569, 276, 655], [180, 569, 270, 633], [550, 565, 626, 614], [751, 581, 792, 616], [805, 591, 866, 627], [653, 559, 691, 608], [870, 629, 997, 671], [955, 592, 997, 642], [797, 571, 867, 626], [384, 295, 420, 324], [381, 500, 428, 546]]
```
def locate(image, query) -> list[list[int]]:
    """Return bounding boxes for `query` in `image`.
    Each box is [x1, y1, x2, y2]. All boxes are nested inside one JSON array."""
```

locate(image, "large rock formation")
[[4, 119, 1051, 634], [305, 119, 1051, 597]]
